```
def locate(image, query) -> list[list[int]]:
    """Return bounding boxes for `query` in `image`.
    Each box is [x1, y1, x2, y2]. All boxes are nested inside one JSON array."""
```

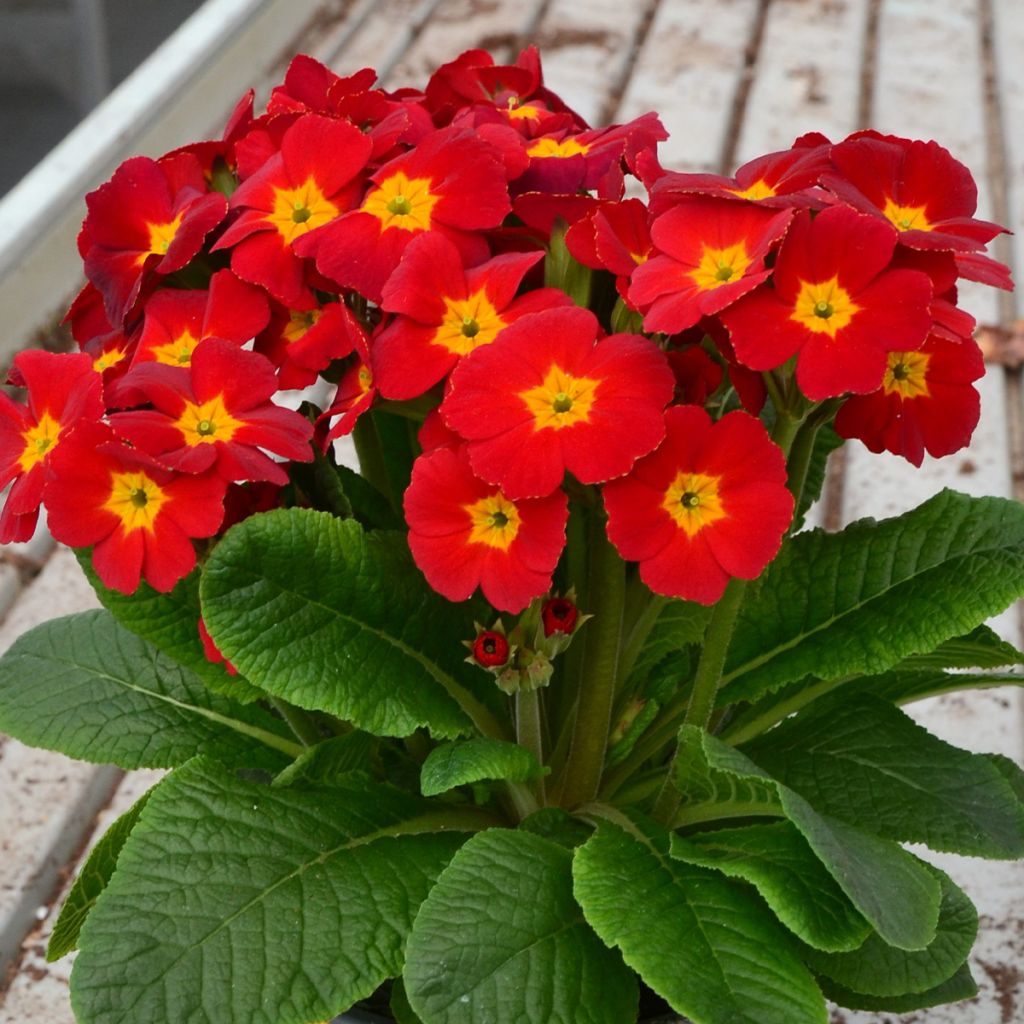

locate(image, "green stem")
[[516, 688, 546, 803], [784, 398, 842, 515], [672, 802, 786, 830], [270, 697, 322, 748], [558, 516, 626, 809], [617, 591, 668, 692], [352, 417, 391, 500], [720, 676, 849, 745]]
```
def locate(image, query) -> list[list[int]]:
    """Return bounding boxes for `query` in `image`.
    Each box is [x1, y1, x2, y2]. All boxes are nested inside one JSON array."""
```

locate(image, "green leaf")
[[744, 694, 1024, 858], [420, 737, 544, 796], [47, 789, 153, 961], [854, 668, 1023, 705], [819, 962, 978, 1012], [335, 463, 403, 531], [573, 818, 827, 1024], [201, 509, 505, 740], [804, 867, 976, 997], [626, 599, 710, 693], [71, 760, 473, 1024], [0, 610, 299, 768], [545, 221, 592, 307], [390, 978, 424, 1024], [272, 731, 375, 788], [78, 553, 263, 702], [721, 490, 1024, 704], [898, 623, 1024, 670], [404, 829, 637, 1024], [678, 729, 941, 951], [518, 808, 595, 850], [670, 822, 871, 952]]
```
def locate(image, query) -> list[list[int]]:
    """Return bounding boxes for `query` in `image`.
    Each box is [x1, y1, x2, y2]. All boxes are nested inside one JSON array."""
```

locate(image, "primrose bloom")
[[214, 114, 373, 305], [834, 335, 984, 465], [80, 153, 228, 325], [630, 196, 793, 333], [405, 445, 568, 613], [0, 351, 104, 543], [296, 126, 511, 303], [374, 233, 567, 400], [604, 406, 793, 604], [442, 307, 675, 498], [109, 340, 313, 485], [256, 299, 360, 391], [44, 422, 226, 593], [721, 205, 933, 399]]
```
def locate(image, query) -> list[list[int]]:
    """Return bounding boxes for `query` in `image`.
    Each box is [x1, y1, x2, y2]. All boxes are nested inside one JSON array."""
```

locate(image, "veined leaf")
[[677, 728, 941, 951], [0, 610, 298, 768], [819, 962, 977, 1012], [573, 818, 827, 1024], [79, 554, 262, 702], [802, 867, 977, 997], [272, 731, 374, 788], [201, 509, 505, 740], [71, 760, 473, 1024], [897, 623, 1024, 671], [420, 738, 544, 797], [404, 829, 637, 1024], [721, 490, 1024, 704], [47, 789, 153, 961], [744, 695, 1024, 858], [626, 598, 710, 691], [670, 821, 871, 952]]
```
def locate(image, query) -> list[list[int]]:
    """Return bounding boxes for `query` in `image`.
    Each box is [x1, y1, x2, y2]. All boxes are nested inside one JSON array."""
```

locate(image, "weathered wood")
[[615, 0, 761, 171]]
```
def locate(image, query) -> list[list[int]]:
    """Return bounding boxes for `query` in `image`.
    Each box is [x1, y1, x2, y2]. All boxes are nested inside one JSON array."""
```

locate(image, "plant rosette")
[[1, 45, 1022, 1024]]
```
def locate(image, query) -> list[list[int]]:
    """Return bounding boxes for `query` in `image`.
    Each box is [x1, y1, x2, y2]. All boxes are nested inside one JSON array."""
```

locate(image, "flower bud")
[[541, 596, 578, 636], [472, 630, 511, 668]]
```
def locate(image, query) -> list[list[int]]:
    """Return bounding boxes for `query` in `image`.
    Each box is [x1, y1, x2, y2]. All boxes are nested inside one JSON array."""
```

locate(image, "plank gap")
[[718, 0, 771, 173]]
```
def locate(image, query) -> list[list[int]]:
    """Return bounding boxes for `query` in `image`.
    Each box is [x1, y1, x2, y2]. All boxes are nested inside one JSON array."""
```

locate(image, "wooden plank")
[[0, 771, 164, 1023], [733, 0, 869, 162], [827, 1, 1024, 1019], [384, 0, 548, 93], [615, 0, 761, 171]]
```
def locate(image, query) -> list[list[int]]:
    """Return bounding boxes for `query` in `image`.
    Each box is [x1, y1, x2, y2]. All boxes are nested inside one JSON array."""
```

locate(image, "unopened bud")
[[472, 630, 510, 668], [542, 596, 578, 636]]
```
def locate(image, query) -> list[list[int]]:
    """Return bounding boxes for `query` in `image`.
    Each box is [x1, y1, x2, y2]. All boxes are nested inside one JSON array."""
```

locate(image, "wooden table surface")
[[1, 1, 1023, 1021]]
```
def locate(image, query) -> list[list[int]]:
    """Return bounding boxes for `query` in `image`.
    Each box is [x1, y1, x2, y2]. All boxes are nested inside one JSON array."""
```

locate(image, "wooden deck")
[[1, 0, 1023, 1021]]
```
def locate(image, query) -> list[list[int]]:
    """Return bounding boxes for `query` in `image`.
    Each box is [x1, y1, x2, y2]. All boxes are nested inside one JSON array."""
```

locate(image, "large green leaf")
[[0, 610, 298, 768], [802, 866, 976, 997], [71, 760, 473, 1024], [79, 554, 262, 702], [897, 624, 1024, 671], [404, 829, 637, 1024], [670, 822, 870, 952], [271, 731, 374, 788], [819, 962, 977, 1012], [721, 490, 1024, 704], [47, 789, 153, 961], [744, 695, 1024, 858], [420, 738, 544, 796], [677, 729, 941, 951], [573, 818, 827, 1024], [201, 509, 505, 740]]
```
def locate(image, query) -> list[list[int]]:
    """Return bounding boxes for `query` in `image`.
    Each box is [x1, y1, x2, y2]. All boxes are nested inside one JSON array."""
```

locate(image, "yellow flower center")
[[143, 213, 184, 261], [432, 290, 508, 356], [882, 349, 931, 399], [93, 346, 128, 373], [882, 197, 932, 232], [663, 472, 726, 537], [520, 364, 600, 431], [269, 179, 340, 245], [689, 242, 753, 292], [465, 492, 521, 550], [150, 330, 201, 367], [103, 470, 169, 532], [506, 98, 541, 121], [362, 171, 439, 232], [18, 412, 62, 473], [729, 179, 777, 201], [175, 395, 242, 446], [526, 137, 590, 158], [790, 276, 860, 338], [283, 309, 322, 344], [357, 365, 373, 394]]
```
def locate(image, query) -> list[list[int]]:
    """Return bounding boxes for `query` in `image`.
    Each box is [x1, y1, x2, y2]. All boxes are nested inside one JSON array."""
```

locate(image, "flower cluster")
[[0, 47, 1008, 628]]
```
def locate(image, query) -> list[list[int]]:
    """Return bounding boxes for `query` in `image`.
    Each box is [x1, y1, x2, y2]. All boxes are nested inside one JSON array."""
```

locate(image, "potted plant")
[[0, 45, 1021, 1024]]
